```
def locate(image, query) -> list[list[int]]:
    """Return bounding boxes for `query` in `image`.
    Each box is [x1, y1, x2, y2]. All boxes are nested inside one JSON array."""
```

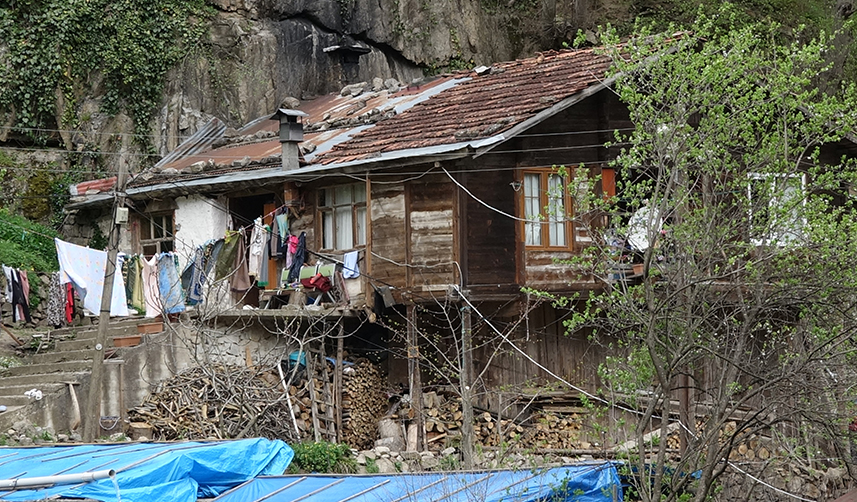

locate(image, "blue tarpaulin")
[[214, 462, 621, 502], [0, 438, 293, 502]]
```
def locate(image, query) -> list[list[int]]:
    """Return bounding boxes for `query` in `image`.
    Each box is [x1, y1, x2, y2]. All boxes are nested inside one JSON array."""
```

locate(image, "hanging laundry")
[[126, 255, 145, 313], [285, 234, 299, 269], [141, 254, 160, 318], [46, 272, 65, 327], [342, 250, 360, 279], [215, 231, 241, 282], [65, 283, 75, 323], [256, 226, 270, 288], [275, 213, 289, 257], [10, 269, 31, 323], [230, 230, 252, 293], [287, 232, 307, 284], [157, 253, 185, 315], [269, 211, 282, 259], [181, 246, 206, 306], [2, 265, 12, 305], [54, 238, 129, 317], [248, 217, 266, 279]]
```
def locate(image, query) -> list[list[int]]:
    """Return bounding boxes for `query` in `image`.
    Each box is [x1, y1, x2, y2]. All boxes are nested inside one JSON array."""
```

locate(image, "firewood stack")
[[340, 360, 389, 449], [521, 411, 584, 449], [128, 364, 300, 441]]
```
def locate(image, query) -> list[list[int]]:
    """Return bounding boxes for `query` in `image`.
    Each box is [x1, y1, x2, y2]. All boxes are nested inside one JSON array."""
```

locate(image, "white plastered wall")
[[173, 194, 230, 269]]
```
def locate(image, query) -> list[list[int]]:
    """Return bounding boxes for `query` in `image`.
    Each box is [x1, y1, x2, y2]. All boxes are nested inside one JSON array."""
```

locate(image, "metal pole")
[[83, 159, 127, 442], [0, 469, 115, 490]]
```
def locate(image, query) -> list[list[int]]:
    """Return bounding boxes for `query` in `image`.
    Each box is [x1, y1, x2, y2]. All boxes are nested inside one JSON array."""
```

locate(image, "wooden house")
[[63, 47, 650, 443]]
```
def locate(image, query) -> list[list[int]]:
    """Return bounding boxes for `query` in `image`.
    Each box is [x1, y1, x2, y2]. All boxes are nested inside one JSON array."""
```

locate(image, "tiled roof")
[[314, 48, 613, 164], [72, 47, 613, 199]]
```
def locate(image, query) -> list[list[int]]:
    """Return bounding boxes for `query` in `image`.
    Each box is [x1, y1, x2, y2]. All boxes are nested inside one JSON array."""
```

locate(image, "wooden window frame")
[[518, 168, 574, 250], [318, 183, 367, 252], [139, 211, 175, 257]]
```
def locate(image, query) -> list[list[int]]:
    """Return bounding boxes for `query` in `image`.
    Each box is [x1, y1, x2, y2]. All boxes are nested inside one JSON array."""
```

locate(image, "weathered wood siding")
[[461, 162, 519, 294], [474, 303, 607, 406], [369, 183, 408, 290], [407, 177, 457, 290]]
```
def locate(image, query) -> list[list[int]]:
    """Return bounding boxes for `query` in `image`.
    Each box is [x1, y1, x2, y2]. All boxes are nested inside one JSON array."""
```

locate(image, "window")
[[319, 184, 367, 250], [140, 212, 175, 257], [521, 169, 572, 248], [748, 173, 806, 245]]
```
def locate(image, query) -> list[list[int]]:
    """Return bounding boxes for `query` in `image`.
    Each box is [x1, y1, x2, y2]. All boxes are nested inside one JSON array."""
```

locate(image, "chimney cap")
[[270, 108, 308, 121]]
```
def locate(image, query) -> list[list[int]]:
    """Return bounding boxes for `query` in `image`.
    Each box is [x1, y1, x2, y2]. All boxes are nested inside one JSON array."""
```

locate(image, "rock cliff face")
[[154, 0, 602, 155]]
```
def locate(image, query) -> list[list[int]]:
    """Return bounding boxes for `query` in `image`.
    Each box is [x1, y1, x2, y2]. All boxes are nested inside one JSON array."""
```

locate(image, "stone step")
[[0, 383, 69, 406], [51, 324, 140, 342], [54, 337, 116, 352], [0, 371, 89, 388], [3, 360, 92, 377], [28, 349, 93, 365]]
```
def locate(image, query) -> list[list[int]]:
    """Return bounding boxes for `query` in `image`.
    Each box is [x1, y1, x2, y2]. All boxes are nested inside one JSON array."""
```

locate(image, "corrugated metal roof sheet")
[[213, 463, 621, 502], [154, 118, 228, 170]]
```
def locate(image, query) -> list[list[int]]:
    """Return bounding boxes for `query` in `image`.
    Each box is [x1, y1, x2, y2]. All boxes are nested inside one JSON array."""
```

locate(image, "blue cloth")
[[157, 252, 185, 314], [214, 463, 621, 502], [0, 438, 293, 502]]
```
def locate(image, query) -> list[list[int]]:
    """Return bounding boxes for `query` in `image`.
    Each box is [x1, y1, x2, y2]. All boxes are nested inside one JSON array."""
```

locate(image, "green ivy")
[[0, 0, 212, 146]]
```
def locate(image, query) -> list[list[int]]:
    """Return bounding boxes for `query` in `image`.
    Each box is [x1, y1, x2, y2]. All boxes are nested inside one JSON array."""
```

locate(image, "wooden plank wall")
[[462, 161, 519, 290], [369, 183, 408, 290], [407, 177, 457, 289], [474, 302, 607, 408]]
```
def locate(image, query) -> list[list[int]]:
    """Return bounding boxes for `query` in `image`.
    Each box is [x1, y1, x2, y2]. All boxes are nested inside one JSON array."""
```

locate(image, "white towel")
[[55, 238, 129, 316], [342, 251, 360, 279]]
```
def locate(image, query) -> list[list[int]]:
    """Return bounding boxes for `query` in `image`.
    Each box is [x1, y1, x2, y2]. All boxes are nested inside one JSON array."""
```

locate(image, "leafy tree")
[[559, 7, 857, 501]]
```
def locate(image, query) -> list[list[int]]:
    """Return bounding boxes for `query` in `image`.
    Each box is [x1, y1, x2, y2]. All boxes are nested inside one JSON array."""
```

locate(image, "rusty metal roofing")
[[314, 48, 612, 164]]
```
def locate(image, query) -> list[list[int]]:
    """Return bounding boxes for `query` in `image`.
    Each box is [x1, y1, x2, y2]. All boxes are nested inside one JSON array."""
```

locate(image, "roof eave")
[[473, 74, 618, 158]]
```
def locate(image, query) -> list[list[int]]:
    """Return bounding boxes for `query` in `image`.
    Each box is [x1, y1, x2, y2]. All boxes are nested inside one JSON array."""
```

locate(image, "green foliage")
[[0, 0, 212, 145], [290, 441, 356, 474], [0, 355, 22, 370], [365, 456, 380, 473], [0, 209, 58, 271], [556, 6, 857, 501]]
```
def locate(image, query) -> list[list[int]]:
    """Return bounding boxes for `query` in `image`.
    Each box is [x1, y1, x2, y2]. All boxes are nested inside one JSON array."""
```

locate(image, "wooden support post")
[[460, 303, 475, 469], [406, 305, 425, 451], [334, 321, 344, 443], [83, 158, 127, 442]]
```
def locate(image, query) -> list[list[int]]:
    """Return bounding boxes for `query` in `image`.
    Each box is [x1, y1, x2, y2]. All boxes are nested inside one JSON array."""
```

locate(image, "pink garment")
[[141, 255, 161, 318], [285, 234, 299, 268], [18, 270, 29, 321]]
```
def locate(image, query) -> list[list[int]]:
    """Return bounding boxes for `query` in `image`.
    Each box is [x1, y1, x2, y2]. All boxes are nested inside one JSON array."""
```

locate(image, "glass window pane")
[[143, 244, 157, 258], [322, 210, 334, 249], [524, 174, 541, 246], [335, 185, 352, 206], [356, 206, 366, 245], [548, 174, 566, 246], [140, 219, 151, 240], [319, 188, 330, 207], [353, 185, 366, 203], [153, 218, 164, 239], [161, 240, 174, 252], [163, 215, 173, 236], [335, 208, 353, 249]]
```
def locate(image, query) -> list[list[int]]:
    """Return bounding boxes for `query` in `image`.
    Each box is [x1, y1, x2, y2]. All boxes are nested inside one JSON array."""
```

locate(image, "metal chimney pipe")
[[269, 108, 308, 171]]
